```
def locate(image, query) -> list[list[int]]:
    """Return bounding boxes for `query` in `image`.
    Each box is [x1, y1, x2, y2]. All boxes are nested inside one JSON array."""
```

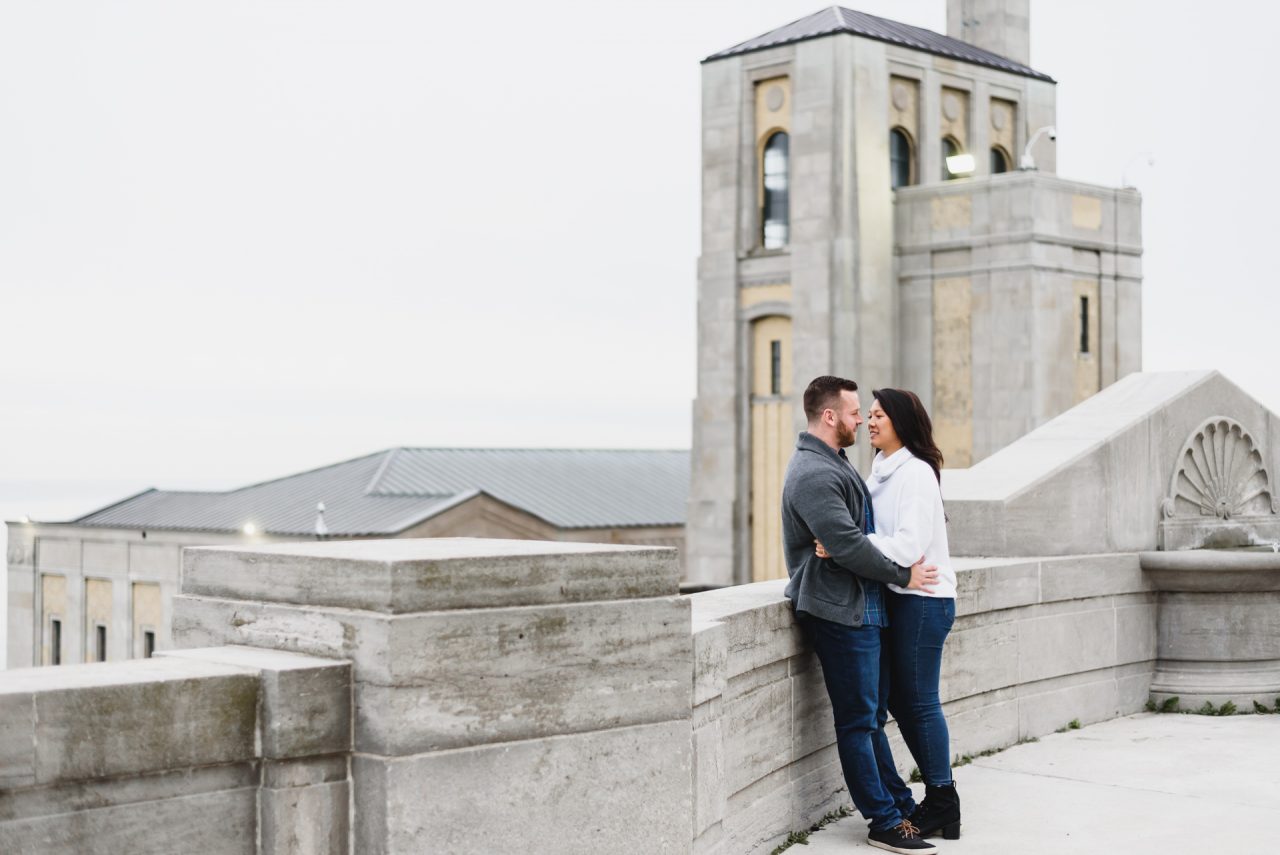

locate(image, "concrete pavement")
[[792, 712, 1280, 854]]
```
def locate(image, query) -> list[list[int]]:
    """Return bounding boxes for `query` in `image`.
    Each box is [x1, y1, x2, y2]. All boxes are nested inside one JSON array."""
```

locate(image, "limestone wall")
[[0, 646, 351, 855], [688, 550, 1155, 854], [1, 538, 1162, 855]]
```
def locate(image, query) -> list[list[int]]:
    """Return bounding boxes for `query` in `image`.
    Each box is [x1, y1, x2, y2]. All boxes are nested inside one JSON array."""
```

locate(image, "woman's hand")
[[814, 540, 830, 559]]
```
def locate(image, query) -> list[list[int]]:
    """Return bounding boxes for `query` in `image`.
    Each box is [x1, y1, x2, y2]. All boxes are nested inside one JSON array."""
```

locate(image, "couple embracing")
[[783, 376, 959, 855]]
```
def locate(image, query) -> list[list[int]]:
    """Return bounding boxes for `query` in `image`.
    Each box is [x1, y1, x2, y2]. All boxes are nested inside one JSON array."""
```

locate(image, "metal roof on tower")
[[704, 6, 1054, 82], [68, 448, 690, 536]]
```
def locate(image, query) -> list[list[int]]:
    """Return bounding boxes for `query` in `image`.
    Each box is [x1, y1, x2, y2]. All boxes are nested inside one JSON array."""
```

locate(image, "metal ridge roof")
[[704, 6, 1054, 83], [68, 447, 691, 536]]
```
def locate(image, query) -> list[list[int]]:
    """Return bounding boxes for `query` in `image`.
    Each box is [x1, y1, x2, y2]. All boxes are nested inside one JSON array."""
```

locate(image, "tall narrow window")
[[890, 128, 913, 189], [1080, 296, 1090, 354], [51, 618, 62, 666], [942, 137, 961, 180], [991, 146, 1010, 174], [762, 132, 790, 249], [770, 340, 782, 395], [144, 630, 156, 659], [95, 625, 107, 662]]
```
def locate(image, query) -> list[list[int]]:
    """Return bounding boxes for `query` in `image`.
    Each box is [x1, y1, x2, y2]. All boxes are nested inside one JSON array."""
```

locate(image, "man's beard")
[[836, 422, 857, 448]]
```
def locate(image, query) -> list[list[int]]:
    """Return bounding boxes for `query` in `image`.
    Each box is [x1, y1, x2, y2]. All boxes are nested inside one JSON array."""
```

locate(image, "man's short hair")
[[803, 375, 858, 422]]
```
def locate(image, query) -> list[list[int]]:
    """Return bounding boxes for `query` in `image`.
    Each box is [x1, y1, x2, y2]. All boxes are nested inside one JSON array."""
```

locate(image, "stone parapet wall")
[[688, 551, 1156, 854], [0, 647, 351, 855], [171, 539, 693, 855]]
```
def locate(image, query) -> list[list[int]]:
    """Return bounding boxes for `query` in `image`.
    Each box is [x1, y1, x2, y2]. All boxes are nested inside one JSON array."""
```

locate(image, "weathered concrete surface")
[[789, 713, 1280, 853], [353, 720, 693, 855], [157, 646, 352, 759], [0, 657, 258, 785], [183, 538, 680, 612], [946, 370, 1280, 556]]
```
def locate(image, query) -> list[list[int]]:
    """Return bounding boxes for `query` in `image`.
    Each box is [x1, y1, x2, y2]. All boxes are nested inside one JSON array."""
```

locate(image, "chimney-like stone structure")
[[947, 0, 1031, 64], [172, 538, 694, 855]]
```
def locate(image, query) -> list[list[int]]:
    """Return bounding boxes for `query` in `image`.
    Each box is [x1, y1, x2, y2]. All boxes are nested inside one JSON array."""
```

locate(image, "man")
[[782, 375, 939, 855]]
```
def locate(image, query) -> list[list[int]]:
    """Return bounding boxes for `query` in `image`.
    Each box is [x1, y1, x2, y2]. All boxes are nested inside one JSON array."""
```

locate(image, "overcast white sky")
[[2, 1, 1277, 657]]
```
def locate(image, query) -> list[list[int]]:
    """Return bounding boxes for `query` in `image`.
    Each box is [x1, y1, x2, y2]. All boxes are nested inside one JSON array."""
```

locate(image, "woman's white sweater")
[[865, 447, 957, 599]]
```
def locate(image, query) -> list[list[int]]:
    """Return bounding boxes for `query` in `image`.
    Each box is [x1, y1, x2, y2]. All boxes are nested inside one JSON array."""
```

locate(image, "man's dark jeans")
[[886, 591, 956, 787], [797, 611, 914, 831]]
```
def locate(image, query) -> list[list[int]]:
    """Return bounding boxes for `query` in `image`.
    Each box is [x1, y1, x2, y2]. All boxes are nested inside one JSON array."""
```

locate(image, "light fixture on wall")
[[945, 153, 976, 176], [242, 522, 258, 536], [1020, 126, 1057, 170]]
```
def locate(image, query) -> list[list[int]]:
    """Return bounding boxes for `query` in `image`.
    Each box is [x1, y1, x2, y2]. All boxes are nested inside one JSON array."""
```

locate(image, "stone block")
[[172, 594, 379, 663], [791, 658, 835, 760], [158, 646, 352, 759], [352, 596, 691, 754], [693, 719, 726, 837], [1017, 607, 1115, 685], [940, 619, 1018, 701], [1158, 593, 1280, 660], [1038, 554, 1148, 602], [1016, 673, 1122, 737], [182, 538, 679, 613], [352, 720, 692, 855], [693, 619, 728, 706], [260, 779, 349, 855], [954, 559, 1039, 615], [0, 693, 35, 788], [0, 763, 257, 823], [721, 775, 794, 855], [945, 691, 1019, 759], [1115, 602, 1158, 664], [0, 785, 256, 855], [689, 582, 803, 679], [0, 659, 258, 785], [724, 680, 791, 795]]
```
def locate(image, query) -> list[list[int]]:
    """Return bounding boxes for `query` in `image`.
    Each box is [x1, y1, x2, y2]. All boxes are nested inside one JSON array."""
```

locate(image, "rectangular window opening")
[[95, 624, 107, 663], [770, 340, 782, 395], [51, 618, 62, 666], [1079, 296, 1090, 354], [144, 630, 156, 659]]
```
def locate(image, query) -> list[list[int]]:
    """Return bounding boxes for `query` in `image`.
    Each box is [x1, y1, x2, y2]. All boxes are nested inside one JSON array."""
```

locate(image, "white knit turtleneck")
[[865, 447, 956, 599]]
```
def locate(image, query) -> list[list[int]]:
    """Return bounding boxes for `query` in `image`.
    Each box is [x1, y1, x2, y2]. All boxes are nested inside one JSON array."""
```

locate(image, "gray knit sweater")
[[781, 432, 911, 626]]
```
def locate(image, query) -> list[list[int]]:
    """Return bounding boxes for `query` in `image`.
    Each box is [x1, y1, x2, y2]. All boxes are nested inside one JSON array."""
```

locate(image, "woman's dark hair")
[[871, 387, 944, 484]]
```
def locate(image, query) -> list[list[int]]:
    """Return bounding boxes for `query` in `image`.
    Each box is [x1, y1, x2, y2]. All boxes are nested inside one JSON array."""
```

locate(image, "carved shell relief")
[[1162, 417, 1274, 520]]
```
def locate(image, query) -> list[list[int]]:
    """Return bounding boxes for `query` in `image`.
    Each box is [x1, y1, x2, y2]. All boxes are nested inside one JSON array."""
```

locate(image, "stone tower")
[[686, 4, 1143, 588]]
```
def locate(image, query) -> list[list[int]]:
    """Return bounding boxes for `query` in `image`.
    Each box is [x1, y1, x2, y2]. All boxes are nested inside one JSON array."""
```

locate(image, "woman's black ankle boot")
[[910, 783, 961, 839]]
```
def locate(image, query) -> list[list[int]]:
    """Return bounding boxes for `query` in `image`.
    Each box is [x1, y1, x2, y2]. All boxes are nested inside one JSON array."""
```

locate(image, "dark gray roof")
[[70, 448, 691, 536], [704, 6, 1054, 82]]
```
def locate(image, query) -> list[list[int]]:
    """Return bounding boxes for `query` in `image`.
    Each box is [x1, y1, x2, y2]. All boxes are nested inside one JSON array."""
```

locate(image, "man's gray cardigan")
[[782, 431, 911, 626]]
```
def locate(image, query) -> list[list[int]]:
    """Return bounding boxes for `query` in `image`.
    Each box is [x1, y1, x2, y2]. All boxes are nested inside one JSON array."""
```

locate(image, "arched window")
[[761, 131, 789, 249], [990, 146, 1011, 174], [942, 136, 961, 180], [890, 127, 914, 189]]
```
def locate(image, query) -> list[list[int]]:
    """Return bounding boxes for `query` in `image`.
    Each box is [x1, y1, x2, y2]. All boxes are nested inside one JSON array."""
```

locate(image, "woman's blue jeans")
[[886, 591, 956, 787]]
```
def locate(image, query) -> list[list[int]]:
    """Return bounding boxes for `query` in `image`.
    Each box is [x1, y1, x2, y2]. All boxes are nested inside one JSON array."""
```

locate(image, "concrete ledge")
[[157, 646, 352, 759], [0, 658, 258, 786], [183, 538, 681, 613]]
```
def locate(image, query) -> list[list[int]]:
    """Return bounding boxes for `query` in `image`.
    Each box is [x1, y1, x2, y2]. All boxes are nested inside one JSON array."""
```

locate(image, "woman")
[[817, 387, 960, 839]]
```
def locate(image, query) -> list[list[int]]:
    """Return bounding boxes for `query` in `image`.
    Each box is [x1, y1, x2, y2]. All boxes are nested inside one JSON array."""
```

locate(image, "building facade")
[[687, 2, 1143, 586]]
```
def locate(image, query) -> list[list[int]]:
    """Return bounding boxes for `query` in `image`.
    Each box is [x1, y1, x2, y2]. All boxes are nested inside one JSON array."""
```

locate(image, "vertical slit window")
[[991, 146, 1010, 174], [51, 618, 62, 666], [144, 630, 156, 659], [770, 340, 782, 395], [1080, 296, 1090, 354], [890, 128, 913, 189], [762, 132, 790, 249], [95, 625, 107, 662]]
